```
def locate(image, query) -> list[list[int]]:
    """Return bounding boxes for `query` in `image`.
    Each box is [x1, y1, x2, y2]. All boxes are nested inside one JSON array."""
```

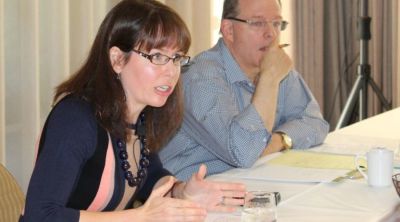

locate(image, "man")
[[160, 0, 329, 180]]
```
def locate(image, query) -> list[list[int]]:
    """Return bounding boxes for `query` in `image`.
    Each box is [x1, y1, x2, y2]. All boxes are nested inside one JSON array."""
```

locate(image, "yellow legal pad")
[[268, 150, 366, 170]]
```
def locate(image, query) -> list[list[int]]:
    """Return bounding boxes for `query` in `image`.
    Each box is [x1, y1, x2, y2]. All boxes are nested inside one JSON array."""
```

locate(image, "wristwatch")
[[277, 132, 293, 150]]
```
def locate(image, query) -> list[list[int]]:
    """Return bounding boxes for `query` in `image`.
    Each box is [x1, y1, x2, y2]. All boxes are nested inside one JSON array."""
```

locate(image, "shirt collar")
[[217, 38, 252, 85]]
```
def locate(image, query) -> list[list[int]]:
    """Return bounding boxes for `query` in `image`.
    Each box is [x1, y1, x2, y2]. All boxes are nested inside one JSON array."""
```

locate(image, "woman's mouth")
[[156, 85, 171, 92]]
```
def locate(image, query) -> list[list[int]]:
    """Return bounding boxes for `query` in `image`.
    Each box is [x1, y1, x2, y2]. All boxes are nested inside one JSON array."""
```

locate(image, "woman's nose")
[[163, 60, 180, 77]]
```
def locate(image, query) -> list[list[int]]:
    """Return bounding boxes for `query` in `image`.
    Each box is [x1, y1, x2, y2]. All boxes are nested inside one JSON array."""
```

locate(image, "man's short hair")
[[222, 0, 281, 19]]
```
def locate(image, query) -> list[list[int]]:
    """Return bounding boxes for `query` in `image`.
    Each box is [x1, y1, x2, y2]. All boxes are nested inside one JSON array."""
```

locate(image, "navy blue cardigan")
[[21, 96, 170, 222]]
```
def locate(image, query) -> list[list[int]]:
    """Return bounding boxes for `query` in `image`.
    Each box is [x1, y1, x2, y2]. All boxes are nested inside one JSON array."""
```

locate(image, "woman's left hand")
[[180, 164, 246, 212]]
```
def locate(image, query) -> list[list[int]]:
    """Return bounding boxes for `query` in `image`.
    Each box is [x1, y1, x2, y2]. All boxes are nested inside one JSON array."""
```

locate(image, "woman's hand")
[[137, 176, 207, 222], [180, 165, 246, 212]]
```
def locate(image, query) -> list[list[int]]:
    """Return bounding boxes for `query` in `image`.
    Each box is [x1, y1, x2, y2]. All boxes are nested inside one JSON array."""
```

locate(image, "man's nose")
[[263, 22, 278, 39]]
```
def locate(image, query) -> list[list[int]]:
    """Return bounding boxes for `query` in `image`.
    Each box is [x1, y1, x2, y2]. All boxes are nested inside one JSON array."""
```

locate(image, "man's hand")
[[252, 42, 293, 132], [260, 42, 293, 85], [261, 133, 285, 156]]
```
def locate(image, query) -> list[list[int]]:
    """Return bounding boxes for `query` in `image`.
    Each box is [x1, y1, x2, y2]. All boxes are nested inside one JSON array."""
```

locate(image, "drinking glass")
[[241, 191, 277, 222]]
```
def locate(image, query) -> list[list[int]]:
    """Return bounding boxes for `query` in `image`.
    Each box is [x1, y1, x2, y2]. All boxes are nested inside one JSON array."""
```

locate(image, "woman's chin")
[[148, 99, 168, 108]]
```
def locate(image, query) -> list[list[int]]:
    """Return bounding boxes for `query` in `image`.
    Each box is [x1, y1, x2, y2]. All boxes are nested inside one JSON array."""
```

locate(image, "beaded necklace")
[[116, 113, 150, 187]]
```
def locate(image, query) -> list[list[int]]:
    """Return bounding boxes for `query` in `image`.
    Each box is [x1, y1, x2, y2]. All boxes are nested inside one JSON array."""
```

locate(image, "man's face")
[[226, 0, 282, 76]]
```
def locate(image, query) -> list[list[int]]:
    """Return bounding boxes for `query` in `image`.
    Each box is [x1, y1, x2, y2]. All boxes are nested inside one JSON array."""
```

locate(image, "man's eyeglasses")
[[227, 17, 288, 31], [131, 49, 190, 66]]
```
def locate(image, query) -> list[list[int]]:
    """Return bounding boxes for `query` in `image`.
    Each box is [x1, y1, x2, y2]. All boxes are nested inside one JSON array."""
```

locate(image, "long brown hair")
[[54, 0, 191, 152]]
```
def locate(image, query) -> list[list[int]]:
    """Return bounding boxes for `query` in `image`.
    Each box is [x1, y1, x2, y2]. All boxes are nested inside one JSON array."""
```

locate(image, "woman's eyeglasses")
[[227, 17, 288, 31], [131, 49, 190, 66]]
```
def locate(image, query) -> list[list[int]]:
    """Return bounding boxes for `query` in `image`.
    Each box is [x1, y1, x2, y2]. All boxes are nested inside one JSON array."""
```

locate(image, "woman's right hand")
[[137, 176, 207, 222]]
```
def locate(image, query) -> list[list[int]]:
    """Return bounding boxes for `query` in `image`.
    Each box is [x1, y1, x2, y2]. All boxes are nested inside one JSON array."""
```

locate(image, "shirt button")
[[263, 137, 267, 142]]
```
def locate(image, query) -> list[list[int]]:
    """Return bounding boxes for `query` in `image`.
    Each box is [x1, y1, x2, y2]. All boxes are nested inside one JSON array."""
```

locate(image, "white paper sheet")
[[220, 164, 349, 183], [313, 133, 400, 155]]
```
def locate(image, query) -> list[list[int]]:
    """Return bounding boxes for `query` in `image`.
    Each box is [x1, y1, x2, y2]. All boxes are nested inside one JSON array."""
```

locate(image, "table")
[[206, 107, 400, 222]]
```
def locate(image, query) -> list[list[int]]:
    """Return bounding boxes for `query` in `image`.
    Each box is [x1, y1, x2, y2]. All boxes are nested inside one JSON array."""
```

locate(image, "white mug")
[[355, 147, 393, 187]]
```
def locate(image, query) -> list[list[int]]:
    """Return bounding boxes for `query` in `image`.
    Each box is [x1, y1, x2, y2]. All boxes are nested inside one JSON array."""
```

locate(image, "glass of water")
[[241, 191, 277, 222]]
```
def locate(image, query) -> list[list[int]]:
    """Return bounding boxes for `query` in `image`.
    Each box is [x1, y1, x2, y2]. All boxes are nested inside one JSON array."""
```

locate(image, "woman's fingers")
[[142, 196, 206, 222], [168, 197, 204, 209], [208, 205, 237, 213], [162, 215, 206, 222], [206, 195, 245, 212], [220, 190, 246, 199], [220, 184, 246, 195], [194, 164, 207, 180], [214, 183, 246, 207], [148, 176, 175, 201], [143, 175, 210, 222], [183, 166, 247, 213], [220, 196, 245, 206], [163, 198, 207, 221], [151, 212, 206, 222]]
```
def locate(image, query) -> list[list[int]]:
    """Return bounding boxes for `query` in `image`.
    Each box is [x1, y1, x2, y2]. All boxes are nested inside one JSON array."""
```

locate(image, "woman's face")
[[116, 47, 182, 113]]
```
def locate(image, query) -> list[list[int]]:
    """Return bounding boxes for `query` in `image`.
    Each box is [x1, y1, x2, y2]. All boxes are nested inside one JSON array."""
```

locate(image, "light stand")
[[335, 0, 391, 130]]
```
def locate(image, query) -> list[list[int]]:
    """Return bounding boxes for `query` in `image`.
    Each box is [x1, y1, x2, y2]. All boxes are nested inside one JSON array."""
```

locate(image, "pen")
[[279, 43, 290, 48]]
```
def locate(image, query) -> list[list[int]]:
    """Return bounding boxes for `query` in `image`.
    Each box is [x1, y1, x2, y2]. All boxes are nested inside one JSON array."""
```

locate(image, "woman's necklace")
[[116, 113, 150, 187]]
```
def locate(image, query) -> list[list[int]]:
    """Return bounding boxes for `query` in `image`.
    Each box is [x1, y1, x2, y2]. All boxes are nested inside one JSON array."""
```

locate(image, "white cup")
[[355, 147, 393, 187], [241, 191, 277, 222]]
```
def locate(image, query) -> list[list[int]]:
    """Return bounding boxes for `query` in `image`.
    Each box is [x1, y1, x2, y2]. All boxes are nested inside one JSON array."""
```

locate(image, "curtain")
[[397, 1, 400, 102], [294, 0, 398, 130], [293, 0, 325, 108]]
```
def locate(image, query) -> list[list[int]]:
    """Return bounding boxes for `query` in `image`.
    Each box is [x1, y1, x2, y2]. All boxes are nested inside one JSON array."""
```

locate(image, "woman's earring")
[[116, 72, 121, 80]]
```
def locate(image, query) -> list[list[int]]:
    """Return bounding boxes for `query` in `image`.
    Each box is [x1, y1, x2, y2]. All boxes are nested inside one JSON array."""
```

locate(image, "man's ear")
[[109, 46, 125, 74], [220, 19, 234, 43]]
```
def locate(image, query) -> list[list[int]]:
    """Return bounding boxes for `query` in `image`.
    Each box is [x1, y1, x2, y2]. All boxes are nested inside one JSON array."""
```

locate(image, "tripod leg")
[[367, 78, 392, 110], [335, 75, 363, 130]]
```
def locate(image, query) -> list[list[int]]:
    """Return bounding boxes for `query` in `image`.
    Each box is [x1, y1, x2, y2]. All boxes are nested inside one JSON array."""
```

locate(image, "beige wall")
[[0, 0, 4, 163], [165, 0, 212, 56]]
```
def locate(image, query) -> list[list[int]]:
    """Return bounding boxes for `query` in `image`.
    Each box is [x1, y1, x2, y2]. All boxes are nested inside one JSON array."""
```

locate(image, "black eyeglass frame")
[[131, 49, 191, 66], [226, 17, 288, 31]]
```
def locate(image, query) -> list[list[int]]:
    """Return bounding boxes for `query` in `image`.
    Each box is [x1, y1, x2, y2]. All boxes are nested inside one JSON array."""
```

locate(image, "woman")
[[20, 0, 245, 221]]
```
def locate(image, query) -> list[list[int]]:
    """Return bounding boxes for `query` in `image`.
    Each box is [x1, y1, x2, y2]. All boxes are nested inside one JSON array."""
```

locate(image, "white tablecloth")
[[206, 107, 400, 222]]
